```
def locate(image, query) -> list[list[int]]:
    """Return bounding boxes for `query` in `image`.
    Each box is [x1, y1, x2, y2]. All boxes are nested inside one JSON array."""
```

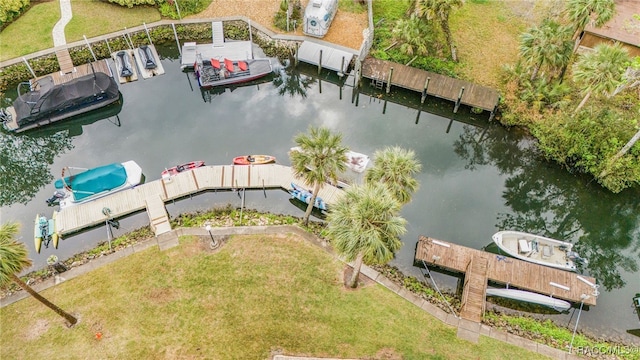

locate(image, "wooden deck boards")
[[54, 164, 345, 237], [55, 49, 75, 74], [415, 236, 598, 308], [34, 59, 113, 86], [361, 58, 500, 111]]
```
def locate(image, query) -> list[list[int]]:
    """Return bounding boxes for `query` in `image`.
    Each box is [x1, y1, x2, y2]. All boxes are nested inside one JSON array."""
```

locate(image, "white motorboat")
[[486, 288, 572, 312], [492, 230, 587, 272], [46, 161, 143, 209]]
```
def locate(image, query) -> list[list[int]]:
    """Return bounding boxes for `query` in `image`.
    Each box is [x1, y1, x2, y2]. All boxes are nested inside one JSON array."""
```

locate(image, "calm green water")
[[1, 45, 638, 344]]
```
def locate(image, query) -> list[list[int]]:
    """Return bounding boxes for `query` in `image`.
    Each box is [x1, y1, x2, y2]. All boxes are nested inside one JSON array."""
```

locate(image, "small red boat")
[[233, 155, 276, 165], [161, 161, 205, 176]]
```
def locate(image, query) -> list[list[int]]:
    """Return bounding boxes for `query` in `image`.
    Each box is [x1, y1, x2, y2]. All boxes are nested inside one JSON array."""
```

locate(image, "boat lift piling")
[[83, 35, 98, 62], [143, 23, 153, 46], [171, 23, 182, 56], [22, 57, 36, 78]]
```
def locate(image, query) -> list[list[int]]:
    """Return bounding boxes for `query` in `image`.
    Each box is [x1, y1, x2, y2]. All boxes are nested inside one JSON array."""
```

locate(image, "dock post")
[[339, 56, 345, 77], [295, 42, 299, 67], [386, 67, 394, 94], [318, 50, 323, 75], [421, 77, 430, 103], [454, 86, 465, 113], [21, 58, 36, 78], [488, 101, 499, 122], [83, 35, 97, 62], [171, 23, 181, 56]]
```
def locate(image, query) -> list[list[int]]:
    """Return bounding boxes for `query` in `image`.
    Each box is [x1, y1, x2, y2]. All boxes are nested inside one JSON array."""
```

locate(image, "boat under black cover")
[[0, 72, 120, 133]]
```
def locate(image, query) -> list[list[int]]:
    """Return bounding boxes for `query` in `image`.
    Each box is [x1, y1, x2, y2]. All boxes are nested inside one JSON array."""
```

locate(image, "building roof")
[[584, 0, 640, 48]]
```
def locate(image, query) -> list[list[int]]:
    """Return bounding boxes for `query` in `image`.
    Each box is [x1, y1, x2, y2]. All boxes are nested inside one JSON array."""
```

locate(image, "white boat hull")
[[58, 160, 143, 209], [492, 230, 578, 272], [486, 288, 571, 311]]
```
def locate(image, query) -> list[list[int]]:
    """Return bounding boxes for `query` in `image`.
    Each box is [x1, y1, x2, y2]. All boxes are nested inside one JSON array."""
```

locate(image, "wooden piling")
[[318, 50, 323, 75], [386, 67, 394, 94], [421, 77, 430, 104], [454, 87, 465, 113]]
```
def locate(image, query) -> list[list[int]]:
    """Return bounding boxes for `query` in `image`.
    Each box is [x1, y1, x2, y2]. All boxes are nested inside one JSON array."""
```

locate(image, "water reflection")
[[453, 125, 640, 291], [0, 99, 124, 207]]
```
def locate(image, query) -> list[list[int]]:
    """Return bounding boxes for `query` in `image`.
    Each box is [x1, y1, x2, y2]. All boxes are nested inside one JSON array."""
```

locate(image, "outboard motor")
[[567, 251, 588, 265], [46, 190, 66, 206], [0, 108, 10, 123]]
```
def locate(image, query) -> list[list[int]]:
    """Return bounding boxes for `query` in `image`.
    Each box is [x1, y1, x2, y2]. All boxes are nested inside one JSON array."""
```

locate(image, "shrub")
[[0, 0, 30, 29], [273, 0, 302, 32], [106, 0, 156, 7], [157, 0, 212, 19]]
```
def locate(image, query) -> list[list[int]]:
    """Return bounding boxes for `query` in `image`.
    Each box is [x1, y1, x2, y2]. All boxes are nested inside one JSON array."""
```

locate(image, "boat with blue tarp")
[[46, 161, 143, 209]]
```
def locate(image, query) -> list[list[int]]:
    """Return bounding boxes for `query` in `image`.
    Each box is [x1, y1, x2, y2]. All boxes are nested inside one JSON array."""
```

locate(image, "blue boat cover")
[[54, 163, 127, 201]]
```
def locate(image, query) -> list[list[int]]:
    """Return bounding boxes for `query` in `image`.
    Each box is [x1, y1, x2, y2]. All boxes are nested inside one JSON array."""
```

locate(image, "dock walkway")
[[361, 58, 500, 116], [54, 164, 343, 237], [415, 236, 598, 321]]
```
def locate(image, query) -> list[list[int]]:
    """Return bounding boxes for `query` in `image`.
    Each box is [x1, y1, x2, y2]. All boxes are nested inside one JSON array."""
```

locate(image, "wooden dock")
[[55, 49, 75, 74], [361, 57, 500, 114], [415, 236, 598, 322], [53, 164, 344, 237], [34, 59, 114, 86]]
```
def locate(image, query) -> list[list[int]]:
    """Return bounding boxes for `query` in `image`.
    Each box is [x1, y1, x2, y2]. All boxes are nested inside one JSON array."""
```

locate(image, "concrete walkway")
[[52, 0, 72, 47]]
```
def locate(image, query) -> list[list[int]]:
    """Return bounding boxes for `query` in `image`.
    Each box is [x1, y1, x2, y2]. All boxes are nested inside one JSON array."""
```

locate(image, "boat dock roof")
[[297, 40, 356, 73]]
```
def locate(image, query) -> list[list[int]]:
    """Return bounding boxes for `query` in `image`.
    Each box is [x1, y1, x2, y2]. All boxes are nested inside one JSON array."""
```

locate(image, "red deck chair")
[[224, 58, 234, 72], [210, 58, 221, 69], [238, 61, 248, 72]]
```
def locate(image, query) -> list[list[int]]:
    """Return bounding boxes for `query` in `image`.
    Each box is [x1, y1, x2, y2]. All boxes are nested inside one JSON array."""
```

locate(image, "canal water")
[[1, 45, 638, 345]]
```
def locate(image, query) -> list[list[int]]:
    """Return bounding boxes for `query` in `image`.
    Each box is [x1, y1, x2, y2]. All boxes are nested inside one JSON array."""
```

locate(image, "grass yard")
[[0, 234, 549, 359], [64, 0, 160, 43], [450, 0, 534, 89], [0, 0, 160, 62], [0, 1, 60, 61]]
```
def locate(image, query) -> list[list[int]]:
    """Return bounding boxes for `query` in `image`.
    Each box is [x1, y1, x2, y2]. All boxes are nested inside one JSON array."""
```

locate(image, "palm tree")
[[572, 43, 630, 113], [564, 0, 615, 41], [0, 222, 78, 325], [365, 146, 422, 205], [289, 126, 347, 225], [519, 19, 574, 82], [327, 183, 407, 288], [391, 14, 432, 57], [415, 0, 464, 62]]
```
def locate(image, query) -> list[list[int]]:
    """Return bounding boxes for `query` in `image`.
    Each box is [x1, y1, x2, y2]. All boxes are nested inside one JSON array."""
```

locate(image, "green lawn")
[[0, 234, 549, 359], [0, 1, 60, 61], [0, 0, 160, 62]]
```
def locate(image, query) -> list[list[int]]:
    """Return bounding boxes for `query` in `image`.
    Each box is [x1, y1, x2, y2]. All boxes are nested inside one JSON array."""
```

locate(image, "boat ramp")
[[414, 236, 598, 322], [53, 164, 343, 237]]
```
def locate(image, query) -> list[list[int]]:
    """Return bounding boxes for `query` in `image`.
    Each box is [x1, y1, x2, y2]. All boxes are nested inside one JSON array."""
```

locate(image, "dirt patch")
[[24, 319, 49, 341], [194, 0, 368, 50]]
